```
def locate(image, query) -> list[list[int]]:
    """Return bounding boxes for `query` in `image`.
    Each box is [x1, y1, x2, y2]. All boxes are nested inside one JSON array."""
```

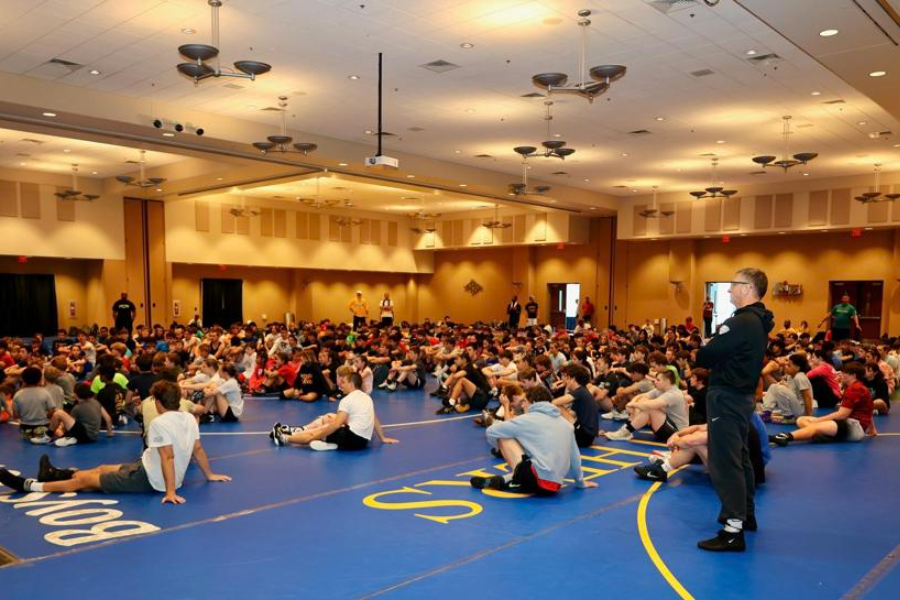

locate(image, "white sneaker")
[[601, 410, 618, 420], [54, 437, 78, 447], [649, 451, 671, 464], [612, 410, 629, 421], [604, 426, 633, 441], [386, 383, 397, 391], [29, 435, 52, 445], [378, 381, 390, 389], [310, 440, 339, 451]]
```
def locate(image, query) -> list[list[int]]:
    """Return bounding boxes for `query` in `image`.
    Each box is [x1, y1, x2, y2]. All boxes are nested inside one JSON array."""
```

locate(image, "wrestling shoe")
[[0, 469, 28, 492], [649, 451, 672, 464], [377, 381, 390, 389], [386, 383, 397, 392], [769, 433, 791, 447], [271, 425, 286, 447], [435, 406, 455, 415], [634, 464, 667, 482], [38, 455, 75, 482], [469, 475, 506, 490], [697, 529, 745, 552]]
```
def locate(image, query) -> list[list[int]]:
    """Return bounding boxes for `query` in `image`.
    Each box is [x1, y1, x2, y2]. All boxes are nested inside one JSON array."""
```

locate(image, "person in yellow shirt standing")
[[348, 291, 369, 331]]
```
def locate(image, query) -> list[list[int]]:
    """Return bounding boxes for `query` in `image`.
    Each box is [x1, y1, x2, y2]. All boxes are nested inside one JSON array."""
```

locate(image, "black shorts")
[[653, 418, 678, 442], [381, 317, 394, 326], [67, 421, 96, 444], [832, 328, 851, 341], [221, 407, 239, 423], [574, 423, 596, 448], [402, 374, 425, 389], [325, 425, 369, 450], [468, 388, 490, 412], [511, 457, 559, 496], [99, 459, 155, 494]]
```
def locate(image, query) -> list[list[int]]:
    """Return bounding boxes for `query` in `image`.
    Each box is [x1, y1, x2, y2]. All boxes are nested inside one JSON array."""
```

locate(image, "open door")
[[548, 284, 566, 330], [828, 281, 883, 340], [201, 278, 243, 328]]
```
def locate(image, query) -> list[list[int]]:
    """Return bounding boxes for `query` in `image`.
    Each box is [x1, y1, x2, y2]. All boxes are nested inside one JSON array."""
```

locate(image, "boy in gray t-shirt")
[[12, 367, 56, 440], [46, 383, 114, 447], [605, 370, 689, 442]]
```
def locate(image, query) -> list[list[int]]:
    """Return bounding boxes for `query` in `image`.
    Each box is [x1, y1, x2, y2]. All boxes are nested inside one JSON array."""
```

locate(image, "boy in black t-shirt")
[[380, 346, 426, 391], [436, 354, 491, 415], [283, 350, 329, 402], [551, 364, 599, 448]]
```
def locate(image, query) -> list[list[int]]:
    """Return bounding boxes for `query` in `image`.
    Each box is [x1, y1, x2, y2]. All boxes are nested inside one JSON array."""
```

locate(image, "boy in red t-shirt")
[[770, 362, 874, 446]]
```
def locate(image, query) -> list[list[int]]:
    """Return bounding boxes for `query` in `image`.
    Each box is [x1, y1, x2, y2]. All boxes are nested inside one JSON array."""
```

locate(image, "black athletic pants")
[[706, 386, 755, 524]]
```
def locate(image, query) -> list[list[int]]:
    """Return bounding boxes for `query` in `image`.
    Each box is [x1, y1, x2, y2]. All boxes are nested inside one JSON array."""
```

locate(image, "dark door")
[[548, 284, 566, 329], [0, 273, 58, 336], [201, 278, 243, 328], [828, 280, 883, 340]]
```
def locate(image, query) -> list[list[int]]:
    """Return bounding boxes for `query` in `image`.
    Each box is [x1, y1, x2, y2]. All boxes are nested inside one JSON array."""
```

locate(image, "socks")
[[502, 472, 514, 483], [25, 479, 42, 492], [724, 518, 743, 534], [448, 398, 457, 406], [625, 423, 636, 433], [660, 459, 673, 473]]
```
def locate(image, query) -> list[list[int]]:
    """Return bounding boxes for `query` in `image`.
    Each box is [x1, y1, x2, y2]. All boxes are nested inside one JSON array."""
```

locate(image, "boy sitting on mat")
[[0, 381, 231, 504], [604, 370, 689, 442], [470, 385, 597, 494], [270, 366, 398, 450]]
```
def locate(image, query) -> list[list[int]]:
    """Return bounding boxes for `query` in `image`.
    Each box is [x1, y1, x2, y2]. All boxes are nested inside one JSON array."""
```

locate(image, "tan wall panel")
[[452, 219, 463, 246], [774, 193, 793, 229], [676, 202, 692, 234], [359, 219, 370, 244], [470, 219, 481, 245], [328, 216, 339, 241], [632, 205, 647, 237], [808, 190, 828, 226], [370, 218, 381, 245], [260, 208, 273, 237], [830, 188, 851, 225], [441, 220, 452, 246], [704, 199, 721, 232], [514, 214, 526, 243], [195, 200, 210, 232], [868, 190, 890, 223], [19, 182, 40, 219], [56, 197, 76, 222], [221, 205, 235, 234], [892, 185, 900, 222], [387, 221, 398, 247], [146, 201, 168, 325], [295, 211, 308, 239], [754, 195, 773, 229], [236, 213, 250, 235], [722, 196, 740, 231], [340, 222, 352, 243], [274, 209, 287, 238], [534, 214, 547, 241], [501, 219, 514, 243], [309, 213, 321, 241], [658, 203, 675, 235], [0, 181, 17, 217], [122, 198, 147, 323]]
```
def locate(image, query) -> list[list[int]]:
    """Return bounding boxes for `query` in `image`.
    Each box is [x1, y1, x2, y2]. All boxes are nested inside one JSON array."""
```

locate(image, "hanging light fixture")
[[56, 164, 99, 201], [116, 150, 167, 189], [508, 146, 553, 196], [639, 186, 675, 218], [177, 0, 271, 84], [229, 194, 260, 218], [690, 157, 738, 199], [410, 220, 438, 235], [531, 9, 626, 103], [513, 101, 576, 164], [483, 205, 512, 230], [752, 116, 818, 171], [334, 216, 363, 228], [298, 177, 339, 209], [251, 96, 318, 155], [854, 164, 900, 203]]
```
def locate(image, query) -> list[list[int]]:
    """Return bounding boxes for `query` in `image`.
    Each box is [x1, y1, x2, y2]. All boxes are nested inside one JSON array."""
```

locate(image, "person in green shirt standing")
[[818, 293, 860, 341]]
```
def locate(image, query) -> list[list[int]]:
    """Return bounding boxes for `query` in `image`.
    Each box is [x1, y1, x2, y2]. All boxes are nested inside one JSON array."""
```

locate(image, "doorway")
[[705, 282, 734, 335], [201, 278, 243, 328], [828, 281, 883, 340], [547, 283, 581, 330]]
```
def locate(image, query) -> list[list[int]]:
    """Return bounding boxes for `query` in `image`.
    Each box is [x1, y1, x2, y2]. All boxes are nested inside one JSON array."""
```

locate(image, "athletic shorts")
[[468, 388, 490, 412], [221, 407, 239, 423], [99, 459, 156, 494], [325, 425, 370, 450], [67, 421, 96, 444], [511, 457, 560, 496], [574, 422, 596, 448], [831, 328, 851, 342], [653, 418, 679, 442], [20, 424, 49, 440], [402, 374, 425, 389], [834, 418, 865, 442]]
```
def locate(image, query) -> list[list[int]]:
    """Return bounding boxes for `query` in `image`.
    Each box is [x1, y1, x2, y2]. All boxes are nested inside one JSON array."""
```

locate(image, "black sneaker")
[[38, 454, 54, 482], [0, 469, 27, 492], [199, 414, 214, 424], [435, 406, 454, 415], [697, 529, 746, 552], [717, 514, 757, 532], [490, 447, 503, 459], [768, 434, 790, 447], [469, 475, 506, 490], [634, 464, 668, 482], [270, 422, 283, 440], [271, 425, 285, 447]]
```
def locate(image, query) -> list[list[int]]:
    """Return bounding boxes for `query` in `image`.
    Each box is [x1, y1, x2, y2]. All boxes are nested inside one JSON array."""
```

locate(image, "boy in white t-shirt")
[[204, 364, 244, 423], [0, 381, 230, 504], [482, 350, 518, 397], [270, 366, 398, 451]]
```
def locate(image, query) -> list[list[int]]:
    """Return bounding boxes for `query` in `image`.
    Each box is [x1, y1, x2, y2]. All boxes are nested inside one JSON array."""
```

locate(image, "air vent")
[[646, 0, 698, 13], [419, 59, 460, 73], [14, 152, 31, 157], [222, 83, 244, 90], [368, 131, 396, 137], [823, 99, 845, 105], [748, 53, 782, 66], [260, 106, 284, 112], [407, 126, 425, 132], [125, 160, 142, 164], [613, 185, 628, 188], [46, 58, 83, 70], [551, 171, 569, 175], [474, 154, 493, 159], [629, 129, 652, 135], [699, 152, 717, 157], [749, 171, 767, 175], [691, 68, 714, 77], [520, 92, 546, 98]]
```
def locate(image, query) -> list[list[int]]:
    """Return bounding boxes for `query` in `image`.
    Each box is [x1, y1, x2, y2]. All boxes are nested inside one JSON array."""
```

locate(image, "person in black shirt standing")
[[525, 295, 539, 327], [695, 268, 773, 552], [112, 292, 136, 336], [506, 296, 522, 330]]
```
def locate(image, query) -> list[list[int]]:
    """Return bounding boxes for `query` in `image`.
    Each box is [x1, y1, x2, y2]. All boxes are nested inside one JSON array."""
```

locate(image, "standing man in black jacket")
[[695, 268, 773, 552], [506, 296, 522, 330]]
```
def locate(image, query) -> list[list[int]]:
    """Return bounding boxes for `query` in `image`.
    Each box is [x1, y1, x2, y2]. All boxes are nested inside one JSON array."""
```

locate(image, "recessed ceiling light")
[[869, 70, 887, 77], [821, 229, 828, 232], [216, 177, 223, 181], [819, 29, 839, 37], [865, 227, 873, 231], [716, 140, 726, 144], [553, 133, 562, 138], [460, 42, 474, 49], [338, 162, 348, 166], [63, 149, 71, 153], [584, 178, 590, 182], [590, 207, 596, 210], [459, 184, 467, 187], [631, 188, 638, 193], [19, 162, 26, 166], [91, 171, 98, 175], [42, 111, 56, 117], [894, 144, 900, 148], [858, 120, 867, 125], [406, 174, 415, 178], [778, 231, 786, 235], [246, 105, 257, 110], [88, 69, 101, 75], [811, 91, 821, 96], [655, 116, 665, 121], [364, 129, 372, 134], [746, 49, 758, 56], [802, 172, 810, 176], [465, 108, 475, 113], [181, 28, 196, 34], [348, 75, 360, 80], [454, 150, 461, 154], [163, 132, 175, 137], [155, 188, 163, 192], [621, 152, 629, 157]]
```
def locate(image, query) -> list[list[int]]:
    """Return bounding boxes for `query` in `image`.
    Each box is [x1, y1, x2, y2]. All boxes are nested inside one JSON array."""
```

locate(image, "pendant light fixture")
[[752, 116, 818, 171], [229, 194, 260, 218], [334, 216, 363, 228], [251, 96, 318, 155], [483, 205, 512, 230], [116, 150, 167, 189], [56, 164, 99, 201], [508, 148, 552, 196], [531, 9, 626, 103], [690, 157, 738, 199], [639, 186, 674, 218], [298, 177, 339, 209], [177, 0, 271, 84], [854, 164, 900, 203], [513, 101, 576, 163]]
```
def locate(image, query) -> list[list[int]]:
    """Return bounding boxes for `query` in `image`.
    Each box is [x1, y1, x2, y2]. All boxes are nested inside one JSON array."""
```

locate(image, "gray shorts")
[[99, 459, 156, 494], [836, 418, 866, 443]]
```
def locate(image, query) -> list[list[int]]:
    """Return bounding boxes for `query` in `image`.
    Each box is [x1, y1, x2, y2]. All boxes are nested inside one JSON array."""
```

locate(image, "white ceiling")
[[0, 0, 899, 196], [0, 126, 185, 176]]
